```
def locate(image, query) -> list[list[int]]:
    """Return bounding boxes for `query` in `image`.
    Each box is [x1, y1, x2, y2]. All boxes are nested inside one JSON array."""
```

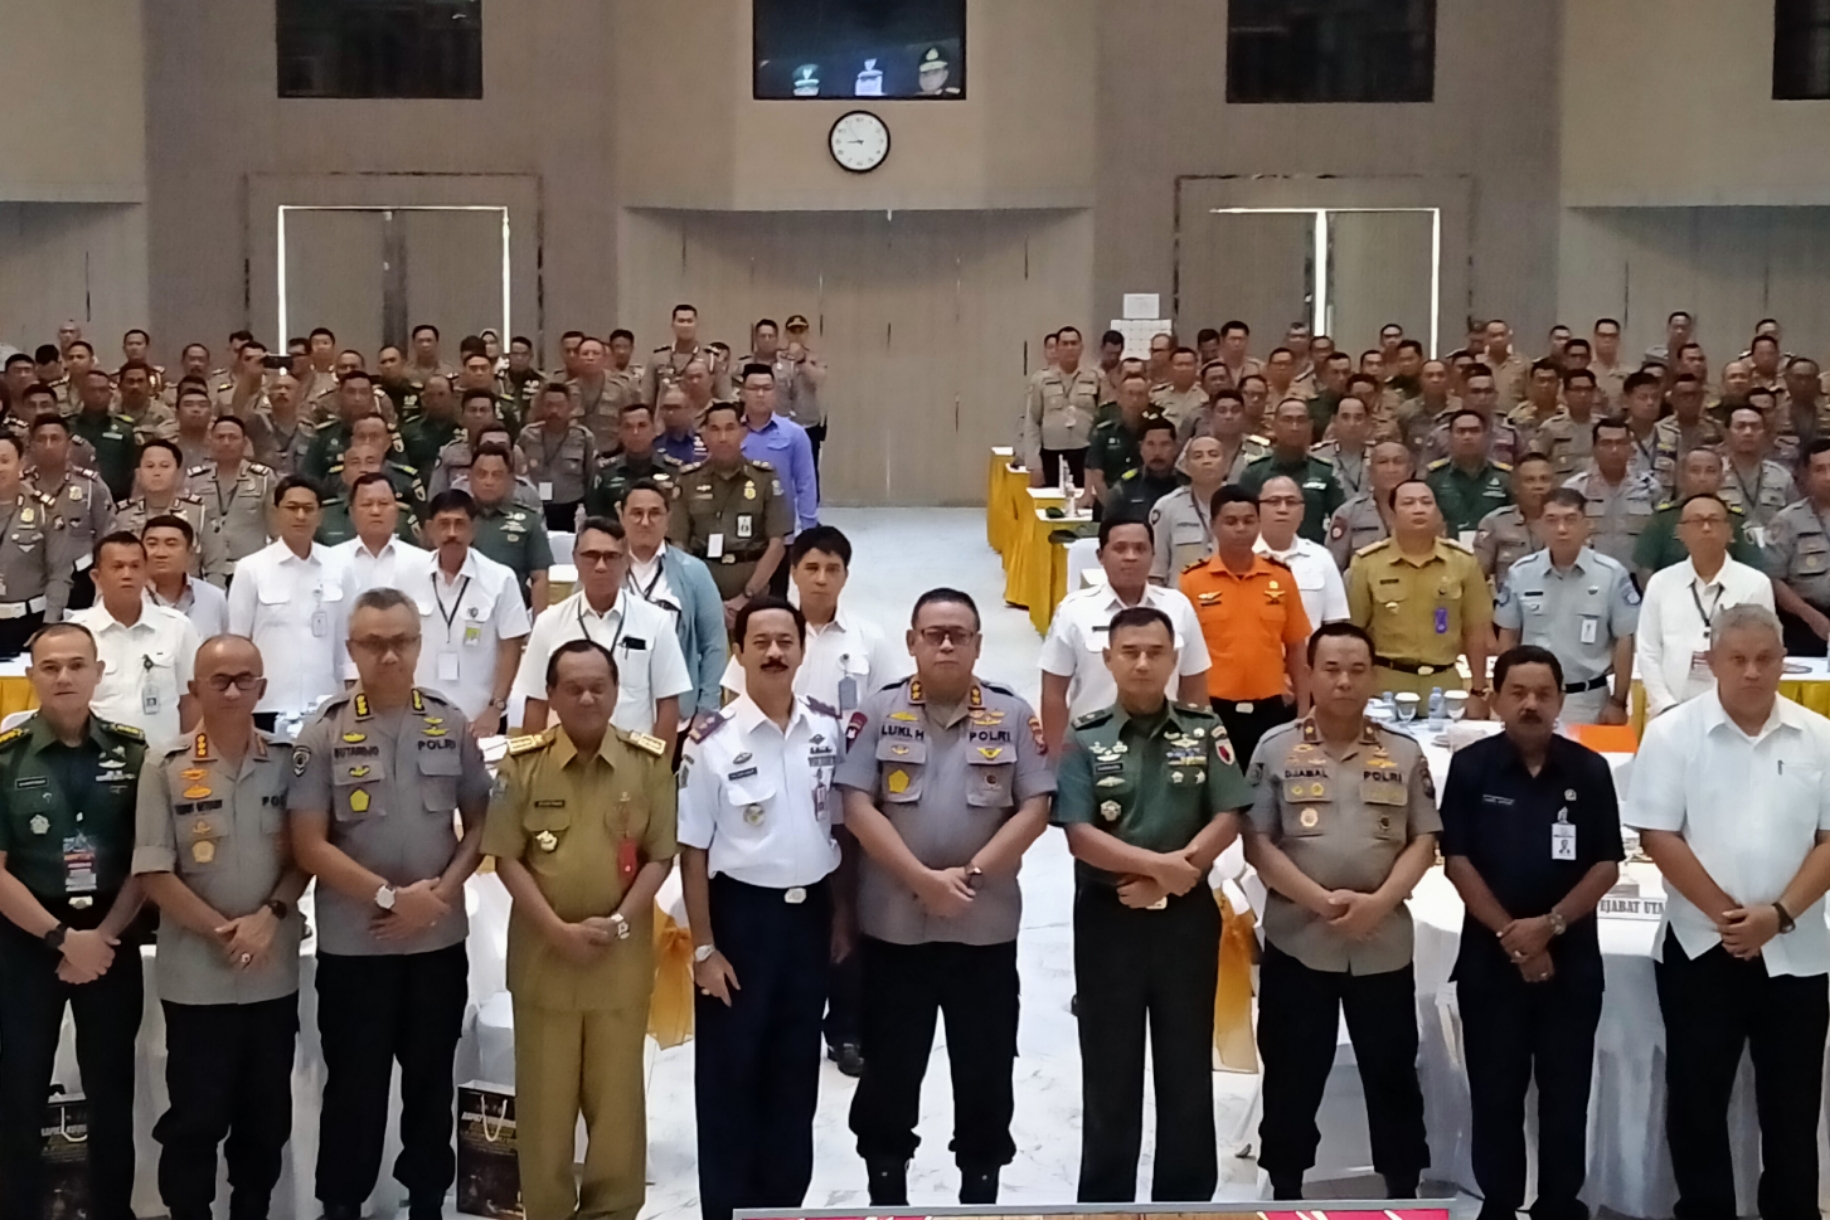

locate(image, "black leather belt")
[[1563, 675, 1610, 694], [1375, 656, 1454, 676]]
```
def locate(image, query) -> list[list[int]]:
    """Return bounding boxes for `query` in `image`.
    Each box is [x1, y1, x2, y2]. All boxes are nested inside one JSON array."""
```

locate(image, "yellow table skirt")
[[0, 676, 35, 719], [986, 449, 1027, 564], [649, 906, 697, 1049], [1215, 894, 1257, 1071], [1631, 677, 1830, 733]]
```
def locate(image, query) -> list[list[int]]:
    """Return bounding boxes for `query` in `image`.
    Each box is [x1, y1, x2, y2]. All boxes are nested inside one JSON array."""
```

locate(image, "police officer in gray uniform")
[[288, 588, 492, 1220], [189, 417, 277, 587], [1325, 440, 1415, 570], [133, 634, 306, 1220], [1766, 438, 1830, 656], [835, 590, 1055, 1207], [0, 433, 76, 654], [1021, 327, 1103, 486], [28, 413, 114, 610], [516, 382, 597, 532], [1495, 489, 1641, 724]]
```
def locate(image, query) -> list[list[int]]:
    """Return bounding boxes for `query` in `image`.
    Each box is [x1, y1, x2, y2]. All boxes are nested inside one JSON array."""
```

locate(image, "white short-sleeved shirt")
[[1256, 535, 1350, 633], [225, 539, 349, 717], [1627, 690, 1830, 976], [333, 534, 428, 599], [720, 604, 910, 716], [1634, 556, 1775, 717], [149, 576, 229, 642], [1039, 583, 1211, 720], [394, 549, 531, 720], [512, 588, 692, 733], [677, 694, 843, 889], [70, 598, 200, 747]]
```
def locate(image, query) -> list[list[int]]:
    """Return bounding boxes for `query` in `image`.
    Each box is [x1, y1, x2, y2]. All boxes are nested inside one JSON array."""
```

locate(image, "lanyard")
[[1730, 460, 1765, 512], [1632, 429, 1656, 471], [577, 598, 628, 652], [627, 556, 666, 603], [433, 574, 472, 643], [538, 426, 570, 471], [1690, 580, 1724, 631], [212, 466, 242, 519]]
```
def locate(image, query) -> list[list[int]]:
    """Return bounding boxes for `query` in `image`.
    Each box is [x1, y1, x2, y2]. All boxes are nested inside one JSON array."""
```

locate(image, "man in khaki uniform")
[[1766, 439, 1830, 656], [247, 373, 312, 478], [1561, 418, 1660, 570], [1481, 320, 1531, 406], [668, 403, 793, 607], [516, 383, 597, 532], [1718, 403, 1796, 533], [1347, 480, 1493, 714], [1020, 326, 1103, 486], [1148, 347, 1207, 429], [1327, 441, 1417, 569], [115, 438, 208, 544], [1535, 369, 1603, 479], [189, 417, 276, 587], [1472, 453, 1554, 588], [485, 639, 676, 1220], [568, 337, 639, 453], [646, 305, 730, 404], [27, 413, 115, 610]]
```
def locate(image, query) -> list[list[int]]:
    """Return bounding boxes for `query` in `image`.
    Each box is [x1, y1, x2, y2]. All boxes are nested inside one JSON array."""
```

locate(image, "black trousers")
[[543, 499, 581, 533], [0, 607, 44, 659], [823, 948, 861, 1048], [1212, 697, 1297, 773], [1654, 930, 1829, 1220], [696, 876, 831, 1220], [850, 937, 1019, 1171], [807, 421, 826, 488], [314, 943, 469, 1211], [1039, 446, 1088, 487], [1257, 944, 1428, 1187], [1778, 605, 1830, 658], [67, 565, 95, 611], [1073, 882, 1219, 1203], [157, 994, 300, 1220], [1458, 972, 1602, 1220], [0, 913, 144, 1220]]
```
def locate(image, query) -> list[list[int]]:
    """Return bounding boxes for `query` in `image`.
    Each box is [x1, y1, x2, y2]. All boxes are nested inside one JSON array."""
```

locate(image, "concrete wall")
[[1095, 0, 1565, 345], [0, 0, 144, 204], [0, 205, 148, 356]]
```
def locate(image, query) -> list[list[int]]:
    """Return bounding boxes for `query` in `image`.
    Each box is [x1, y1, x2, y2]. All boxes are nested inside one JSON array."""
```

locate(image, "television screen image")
[[755, 0, 967, 99]]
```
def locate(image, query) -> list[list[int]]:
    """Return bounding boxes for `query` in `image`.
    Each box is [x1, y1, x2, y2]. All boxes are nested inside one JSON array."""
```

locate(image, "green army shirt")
[[1240, 452, 1346, 546], [1631, 502, 1763, 574], [1103, 467, 1183, 523], [0, 714, 148, 901], [584, 451, 683, 519], [1053, 700, 1253, 888], [1086, 412, 1164, 483], [70, 411, 140, 502], [401, 416, 461, 478], [474, 499, 555, 596], [1426, 459, 1513, 536]]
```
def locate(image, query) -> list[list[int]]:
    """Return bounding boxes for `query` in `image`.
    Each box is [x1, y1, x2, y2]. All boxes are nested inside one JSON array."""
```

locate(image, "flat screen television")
[[754, 0, 967, 100]]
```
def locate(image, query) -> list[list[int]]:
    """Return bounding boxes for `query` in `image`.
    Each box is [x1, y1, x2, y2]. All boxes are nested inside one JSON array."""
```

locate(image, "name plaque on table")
[[1599, 892, 1664, 921]]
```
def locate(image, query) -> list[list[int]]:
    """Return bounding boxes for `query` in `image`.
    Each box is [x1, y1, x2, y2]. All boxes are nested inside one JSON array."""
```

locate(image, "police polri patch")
[[292, 745, 312, 777]]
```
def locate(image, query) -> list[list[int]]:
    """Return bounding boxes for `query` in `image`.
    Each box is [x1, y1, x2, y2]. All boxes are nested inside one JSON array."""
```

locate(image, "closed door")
[[1328, 210, 1436, 356], [1178, 211, 1314, 347], [283, 208, 387, 355], [401, 209, 507, 352]]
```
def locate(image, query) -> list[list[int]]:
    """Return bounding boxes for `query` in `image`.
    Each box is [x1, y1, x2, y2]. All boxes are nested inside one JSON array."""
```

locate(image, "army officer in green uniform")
[[469, 443, 555, 611], [0, 622, 151, 1220], [485, 640, 676, 1220], [668, 402, 793, 612], [1103, 418, 1184, 523], [1240, 398, 1345, 545], [1424, 410, 1513, 537], [1054, 605, 1254, 1204]]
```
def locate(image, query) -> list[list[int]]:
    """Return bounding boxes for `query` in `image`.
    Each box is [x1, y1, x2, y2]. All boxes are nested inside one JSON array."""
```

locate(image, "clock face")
[[829, 110, 890, 173]]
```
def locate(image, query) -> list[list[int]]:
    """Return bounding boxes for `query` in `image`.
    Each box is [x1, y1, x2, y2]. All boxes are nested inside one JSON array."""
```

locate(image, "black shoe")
[[960, 1167, 1000, 1205], [1270, 1174, 1304, 1201], [408, 1197, 447, 1220], [1383, 1172, 1419, 1199], [1070, 993, 1079, 1017], [320, 1207, 362, 1220], [867, 1158, 910, 1207], [835, 1041, 865, 1077]]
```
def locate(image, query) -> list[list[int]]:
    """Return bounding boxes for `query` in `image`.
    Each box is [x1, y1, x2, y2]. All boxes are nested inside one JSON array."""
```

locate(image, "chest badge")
[[1099, 800, 1122, 822], [1300, 807, 1320, 829], [342, 732, 367, 744], [181, 768, 206, 781], [348, 765, 371, 779], [743, 480, 757, 501], [977, 746, 1003, 761], [29, 814, 48, 835], [349, 788, 371, 814], [743, 802, 765, 825], [535, 830, 559, 853], [192, 840, 215, 865], [183, 785, 211, 799], [886, 770, 910, 795]]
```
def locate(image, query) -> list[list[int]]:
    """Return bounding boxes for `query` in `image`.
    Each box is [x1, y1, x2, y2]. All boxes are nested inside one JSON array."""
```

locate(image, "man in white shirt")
[[142, 515, 229, 639], [619, 480, 726, 730], [1634, 492, 1774, 718], [394, 490, 530, 736], [226, 476, 349, 732], [332, 472, 427, 598], [1039, 516, 1210, 755], [513, 516, 691, 748], [1628, 604, 1830, 1220], [71, 531, 200, 745], [1254, 473, 1349, 634], [720, 525, 905, 716]]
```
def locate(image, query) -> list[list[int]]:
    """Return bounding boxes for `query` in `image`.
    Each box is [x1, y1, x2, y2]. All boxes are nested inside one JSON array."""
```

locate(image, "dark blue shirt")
[[1439, 732, 1624, 987]]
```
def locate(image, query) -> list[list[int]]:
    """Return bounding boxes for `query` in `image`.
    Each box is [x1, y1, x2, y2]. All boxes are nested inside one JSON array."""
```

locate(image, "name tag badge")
[[1433, 607, 1449, 635], [1580, 616, 1599, 645], [838, 676, 859, 713], [64, 833, 98, 894], [736, 515, 754, 540], [1690, 650, 1711, 677], [141, 682, 161, 716], [1552, 819, 1577, 861], [463, 624, 483, 648], [707, 532, 725, 560], [538, 480, 554, 501], [438, 650, 461, 682], [311, 609, 329, 638]]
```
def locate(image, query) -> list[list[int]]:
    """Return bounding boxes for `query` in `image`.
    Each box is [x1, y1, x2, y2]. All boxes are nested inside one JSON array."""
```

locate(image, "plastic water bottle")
[[1428, 686, 1445, 728]]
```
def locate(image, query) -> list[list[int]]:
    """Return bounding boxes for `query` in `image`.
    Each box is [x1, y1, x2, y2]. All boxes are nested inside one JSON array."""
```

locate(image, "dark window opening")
[[1227, 0, 1435, 104], [278, 0, 482, 99], [1776, 0, 1830, 99]]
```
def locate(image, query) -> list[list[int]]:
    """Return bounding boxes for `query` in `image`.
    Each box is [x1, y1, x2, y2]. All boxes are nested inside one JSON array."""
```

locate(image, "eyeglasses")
[[349, 635, 421, 655], [576, 549, 624, 568], [916, 627, 978, 647], [1680, 516, 1727, 530], [1260, 495, 1304, 508], [205, 672, 262, 692]]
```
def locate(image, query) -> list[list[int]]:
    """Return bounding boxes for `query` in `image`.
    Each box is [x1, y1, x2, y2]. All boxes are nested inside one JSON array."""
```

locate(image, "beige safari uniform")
[[1148, 485, 1213, 583], [1346, 537, 1492, 698], [115, 495, 208, 569], [1651, 414, 1724, 498], [1326, 494, 1391, 570], [481, 725, 676, 1220], [1561, 468, 1660, 571], [1311, 440, 1368, 499], [1148, 385, 1207, 429], [1767, 500, 1830, 613], [1720, 457, 1797, 533], [1487, 352, 1530, 406], [189, 461, 277, 587], [666, 459, 794, 601], [645, 345, 730, 405], [570, 374, 642, 453], [1472, 505, 1539, 588], [119, 398, 179, 442], [515, 423, 597, 508], [246, 411, 313, 478], [1244, 715, 1440, 973], [0, 491, 75, 619], [1534, 409, 1599, 479], [1393, 395, 1458, 454], [1019, 367, 1103, 469]]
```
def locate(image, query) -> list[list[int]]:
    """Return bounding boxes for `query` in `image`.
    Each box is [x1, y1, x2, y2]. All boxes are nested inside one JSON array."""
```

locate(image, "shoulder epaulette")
[[186, 464, 210, 477], [1310, 451, 1335, 467], [1247, 433, 1270, 446], [1174, 701, 1218, 717], [315, 419, 341, 433], [1728, 503, 1747, 516], [1071, 708, 1113, 729], [678, 461, 704, 475], [1442, 536, 1475, 554], [505, 734, 547, 757], [749, 459, 775, 472], [804, 696, 839, 719], [0, 721, 30, 748], [1182, 556, 1207, 572], [247, 462, 273, 475], [100, 719, 144, 741], [177, 492, 204, 504], [618, 729, 666, 757], [1118, 468, 1139, 483], [1355, 537, 1395, 557], [1493, 461, 1513, 473], [690, 711, 728, 743], [1427, 458, 1449, 471], [981, 680, 1016, 697]]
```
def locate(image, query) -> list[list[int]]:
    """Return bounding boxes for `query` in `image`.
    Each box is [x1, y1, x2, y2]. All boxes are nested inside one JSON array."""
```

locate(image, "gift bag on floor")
[[40, 1086, 90, 1220], [456, 1082, 523, 1219]]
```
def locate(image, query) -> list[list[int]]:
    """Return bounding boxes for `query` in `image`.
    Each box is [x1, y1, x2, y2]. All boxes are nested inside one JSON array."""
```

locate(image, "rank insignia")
[[887, 769, 910, 794], [743, 481, 757, 500], [889, 711, 919, 722], [535, 831, 559, 852], [891, 744, 909, 756], [342, 732, 367, 744], [733, 752, 752, 765], [1169, 771, 1185, 785], [191, 818, 211, 837], [977, 746, 1003, 761], [422, 728, 447, 738], [181, 768, 206, 781], [19, 507, 31, 524], [1099, 800, 1122, 822], [348, 765, 371, 779], [29, 814, 48, 835], [743, 802, 765, 825], [1300, 807, 1319, 829], [1197, 592, 1221, 606], [349, 788, 371, 814], [183, 785, 211, 799], [192, 840, 215, 865], [1096, 776, 1123, 788]]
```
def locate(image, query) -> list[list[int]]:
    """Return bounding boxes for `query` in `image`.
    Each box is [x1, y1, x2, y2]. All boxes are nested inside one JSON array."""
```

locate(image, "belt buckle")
[[1418, 665, 1435, 676], [69, 896, 93, 911], [721, 555, 737, 565], [785, 886, 807, 905], [1236, 701, 1254, 714], [1147, 897, 1168, 911]]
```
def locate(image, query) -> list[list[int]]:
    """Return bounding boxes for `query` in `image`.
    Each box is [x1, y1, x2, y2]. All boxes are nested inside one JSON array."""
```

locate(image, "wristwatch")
[[693, 943, 717, 963], [1468, 687, 1492, 700], [1546, 909, 1568, 938], [488, 695, 507, 710], [374, 884, 397, 912], [42, 923, 68, 952], [265, 899, 291, 920], [609, 913, 631, 941], [1775, 900, 1798, 935]]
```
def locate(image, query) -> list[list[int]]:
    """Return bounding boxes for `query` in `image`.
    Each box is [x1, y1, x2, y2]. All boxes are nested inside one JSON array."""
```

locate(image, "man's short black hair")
[[1108, 605, 1174, 643], [1493, 644, 1564, 692], [1221, 320, 1249, 338], [911, 587, 981, 632], [33, 344, 59, 365], [1209, 484, 1259, 519], [702, 401, 742, 426], [623, 479, 670, 506], [142, 513, 196, 546], [741, 362, 774, 384], [1386, 477, 1434, 512], [1306, 620, 1375, 667], [1196, 328, 1221, 346], [789, 525, 851, 569], [1623, 370, 1663, 397], [1097, 514, 1151, 551], [29, 412, 69, 437], [4, 352, 33, 371], [212, 414, 248, 436], [1139, 416, 1178, 443], [576, 515, 625, 544], [309, 327, 336, 343], [609, 328, 634, 344], [1101, 329, 1125, 348], [1530, 358, 1561, 377], [273, 474, 323, 507], [350, 472, 394, 501], [1544, 487, 1588, 513], [546, 638, 619, 689], [428, 489, 478, 519], [735, 594, 805, 648], [1564, 368, 1597, 388], [1448, 408, 1490, 431], [412, 323, 440, 340], [92, 529, 145, 569]]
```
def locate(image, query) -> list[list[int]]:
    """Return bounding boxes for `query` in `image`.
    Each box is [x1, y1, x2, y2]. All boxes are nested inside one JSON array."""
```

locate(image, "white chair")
[[0, 709, 33, 731]]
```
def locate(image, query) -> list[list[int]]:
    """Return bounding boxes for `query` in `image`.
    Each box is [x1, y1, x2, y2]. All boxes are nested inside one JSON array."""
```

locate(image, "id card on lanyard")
[[434, 575, 473, 683], [1690, 580, 1723, 677]]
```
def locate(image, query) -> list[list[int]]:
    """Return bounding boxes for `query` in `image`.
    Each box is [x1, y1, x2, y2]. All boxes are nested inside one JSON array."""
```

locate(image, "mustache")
[[761, 659, 789, 671]]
